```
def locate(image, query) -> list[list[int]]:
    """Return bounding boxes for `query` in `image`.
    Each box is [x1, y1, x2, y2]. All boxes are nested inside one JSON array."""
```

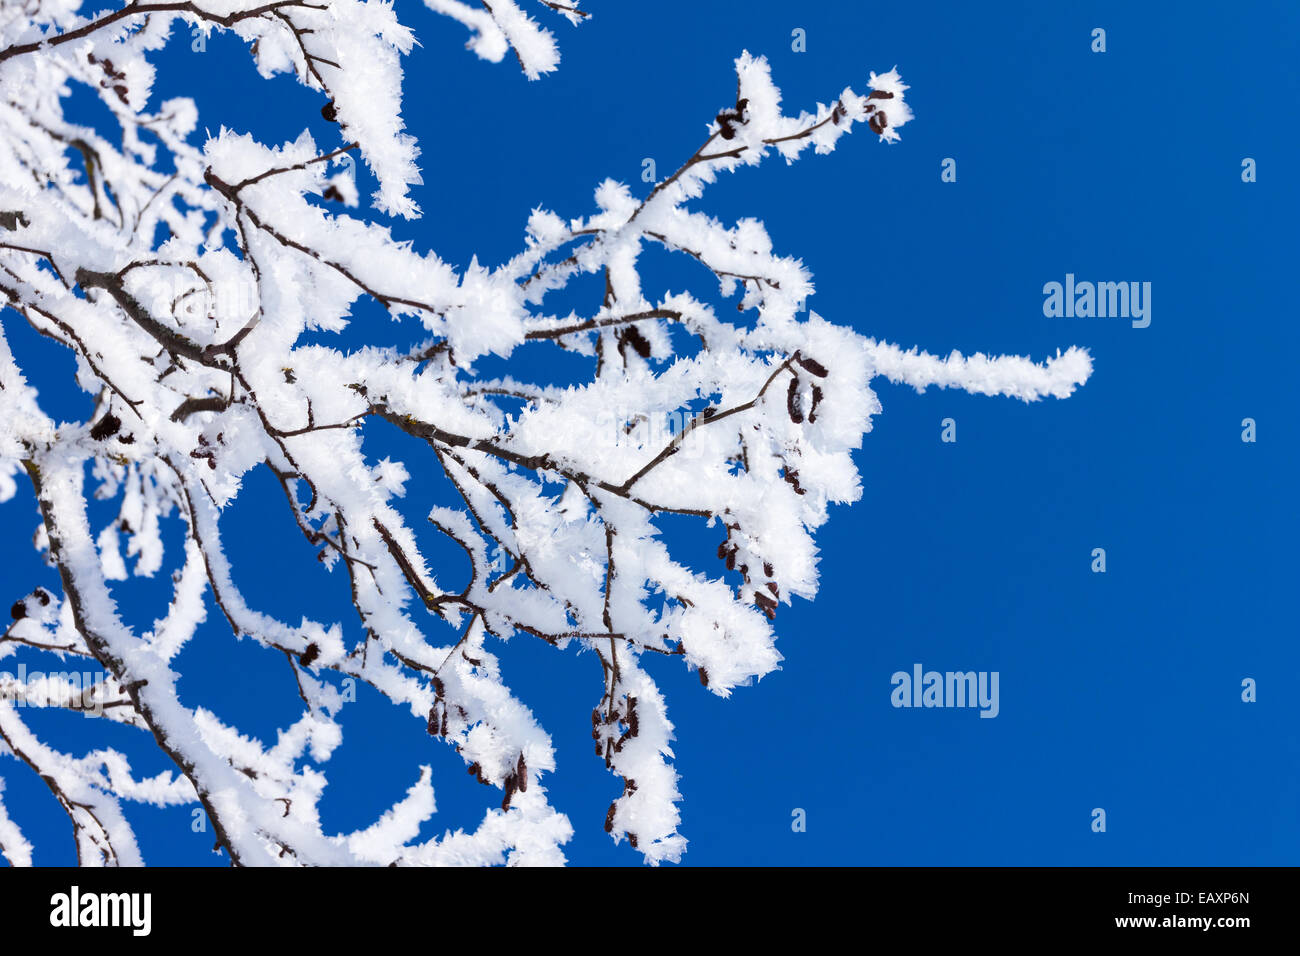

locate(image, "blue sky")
[[2, 0, 1298, 865]]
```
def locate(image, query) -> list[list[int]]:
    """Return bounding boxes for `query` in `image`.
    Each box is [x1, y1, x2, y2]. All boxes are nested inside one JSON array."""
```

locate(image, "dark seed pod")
[[628, 833, 639, 849], [90, 413, 121, 441], [502, 776, 517, 810], [517, 753, 528, 791], [321, 100, 338, 123], [716, 106, 742, 136], [869, 112, 888, 135], [299, 643, 320, 667], [621, 325, 652, 359], [618, 701, 640, 751], [699, 667, 709, 688], [427, 707, 440, 736], [322, 185, 344, 203], [867, 89, 895, 100], [794, 354, 829, 378], [809, 385, 824, 423], [787, 378, 804, 423], [604, 803, 617, 833], [763, 562, 774, 577], [717, 542, 728, 561], [35, 589, 50, 606], [431, 675, 445, 699], [10, 601, 25, 620]]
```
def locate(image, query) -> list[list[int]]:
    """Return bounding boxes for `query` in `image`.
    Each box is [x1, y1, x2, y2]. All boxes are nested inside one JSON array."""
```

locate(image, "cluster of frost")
[[0, 0, 1089, 866]]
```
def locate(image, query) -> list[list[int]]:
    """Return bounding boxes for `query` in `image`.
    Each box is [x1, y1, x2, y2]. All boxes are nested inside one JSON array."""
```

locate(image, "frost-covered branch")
[[864, 340, 1091, 402], [0, 0, 1089, 866]]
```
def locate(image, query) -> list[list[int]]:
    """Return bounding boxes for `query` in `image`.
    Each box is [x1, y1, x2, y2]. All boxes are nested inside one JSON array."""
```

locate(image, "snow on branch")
[[0, 2, 1089, 866], [864, 340, 1093, 402], [424, 0, 584, 78], [0, 776, 34, 866]]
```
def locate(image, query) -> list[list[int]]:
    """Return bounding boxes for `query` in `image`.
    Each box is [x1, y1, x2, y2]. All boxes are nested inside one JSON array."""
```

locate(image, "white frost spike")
[[864, 340, 1093, 401]]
